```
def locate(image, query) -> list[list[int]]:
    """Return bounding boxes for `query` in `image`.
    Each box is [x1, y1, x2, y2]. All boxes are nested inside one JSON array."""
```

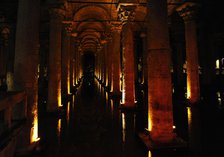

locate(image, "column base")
[[119, 102, 138, 112], [138, 129, 187, 150]]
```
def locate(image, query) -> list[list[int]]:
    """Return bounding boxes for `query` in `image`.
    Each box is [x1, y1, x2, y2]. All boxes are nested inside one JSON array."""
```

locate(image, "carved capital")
[[176, 2, 199, 22], [117, 4, 137, 24]]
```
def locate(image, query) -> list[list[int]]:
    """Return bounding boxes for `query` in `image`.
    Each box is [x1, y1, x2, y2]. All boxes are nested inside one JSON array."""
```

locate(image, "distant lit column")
[[147, 0, 175, 143], [107, 38, 112, 91], [177, 2, 200, 104], [70, 36, 75, 90], [121, 22, 136, 108], [99, 48, 103, 82], [77, 48, 82, 80], [111, 22, 122, 96], [14, 0, 40, 145], [74, 42, 79, 85], [102, 44, 107, 86], [140, 32, 147, 86], [61, 23, 72, 98], [47, 8, 64, 112]]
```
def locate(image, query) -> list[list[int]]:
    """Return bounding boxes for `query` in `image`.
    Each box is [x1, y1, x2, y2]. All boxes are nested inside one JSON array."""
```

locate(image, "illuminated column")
[[77, 48, 82, 80], [47, 8, 64, 112], [147, 0, 175, 142], [74, 42, 79, 85], [61, 23, 72, 99], [107, 38, 113, 91], [99, 48, 103, 83], [177, 3, 200, 104], [111, 22, 122, 96], [121, 22, 136, 108], [140, 32, 147, 86], [70, 36, 75, 91], [13, 0, 40, 146], [102, 44, 107, 86]]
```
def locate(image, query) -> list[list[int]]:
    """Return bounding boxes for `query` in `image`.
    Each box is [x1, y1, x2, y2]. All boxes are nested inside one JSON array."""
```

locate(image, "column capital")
[[176, 2, 199, 22], [117, 4, 137, 24], [49, 8, 65, 20]]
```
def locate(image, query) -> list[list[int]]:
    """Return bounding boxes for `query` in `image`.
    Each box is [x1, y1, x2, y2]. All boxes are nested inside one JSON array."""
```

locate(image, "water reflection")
[[35, 79, 224, 157]]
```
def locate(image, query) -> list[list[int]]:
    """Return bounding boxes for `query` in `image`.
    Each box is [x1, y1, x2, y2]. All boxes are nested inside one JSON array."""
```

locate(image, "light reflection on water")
[[36, 80, 224, 157]]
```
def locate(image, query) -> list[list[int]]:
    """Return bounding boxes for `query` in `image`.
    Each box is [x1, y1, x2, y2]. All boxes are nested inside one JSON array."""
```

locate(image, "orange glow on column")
[[148, 97, 152, 131], [67, 78, 71, 94], [121, 76, 125, 104], [110, 79, 113, 92], [30, 110, 40, 143], [58, 93, 62, 107], [148, 114, 152, 131], [187, 77, 191, 99]]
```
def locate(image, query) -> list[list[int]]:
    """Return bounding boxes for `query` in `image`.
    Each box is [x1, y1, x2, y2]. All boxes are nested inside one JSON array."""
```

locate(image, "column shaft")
[[121, 23, 135, 107], [14, 0, 40, 146], [185, 20, 200, 103], [47, 8, 64, 112], [177, 3, 200, 103], [147, 0, 174, 142], [111, 30, 121, 96]]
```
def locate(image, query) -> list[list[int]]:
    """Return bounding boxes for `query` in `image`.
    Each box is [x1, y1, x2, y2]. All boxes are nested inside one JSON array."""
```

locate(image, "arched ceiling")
[[60, 0, 185, 53]]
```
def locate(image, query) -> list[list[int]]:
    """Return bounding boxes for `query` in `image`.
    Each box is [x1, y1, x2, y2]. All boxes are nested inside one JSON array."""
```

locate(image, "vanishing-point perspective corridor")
[[1, 0, 224, 157]]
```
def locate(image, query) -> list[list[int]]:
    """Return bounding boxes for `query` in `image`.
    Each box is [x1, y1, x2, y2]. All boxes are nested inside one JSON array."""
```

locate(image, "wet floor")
[[28, 78, 224, 157]]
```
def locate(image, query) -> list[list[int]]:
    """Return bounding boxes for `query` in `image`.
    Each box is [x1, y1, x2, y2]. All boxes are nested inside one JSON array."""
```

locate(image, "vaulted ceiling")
[[40, 0, 186, 53]]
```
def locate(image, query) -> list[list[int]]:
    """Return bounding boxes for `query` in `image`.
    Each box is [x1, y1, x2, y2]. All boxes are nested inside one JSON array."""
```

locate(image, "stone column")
[[107, 38, 113, 91], [13, 0, 40, 146], [61, 23, 72, 100], [177, 2, 200, 104], [117, 4, 137, 108], [140, 32, 147, 87], [74, 42, 79, 86], [147, 0, 175, 143], [47, 8, 64, 112], [70, 36, 74, 91], [111, 22, 122, 97], [121, 22, 136, 108], [102, 44, 107, 86]]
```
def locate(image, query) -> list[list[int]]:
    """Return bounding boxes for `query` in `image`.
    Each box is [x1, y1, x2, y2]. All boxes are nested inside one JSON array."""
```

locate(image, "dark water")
[[29, 79, 224, 157]]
